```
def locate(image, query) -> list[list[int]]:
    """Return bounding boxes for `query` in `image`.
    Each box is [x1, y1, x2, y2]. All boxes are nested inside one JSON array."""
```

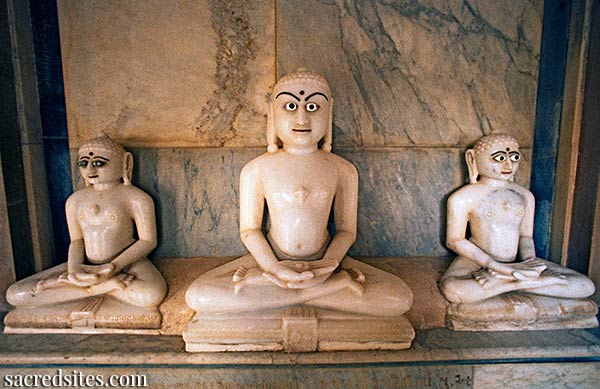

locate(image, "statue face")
[[272, 79, 330, 149], [475, 141, 521, 181], [77, 149, 123, 186]]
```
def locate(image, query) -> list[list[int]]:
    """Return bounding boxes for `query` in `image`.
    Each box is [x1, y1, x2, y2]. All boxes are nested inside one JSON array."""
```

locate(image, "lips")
[[88, 174, 98, 179], [292, 128, 311, 133]]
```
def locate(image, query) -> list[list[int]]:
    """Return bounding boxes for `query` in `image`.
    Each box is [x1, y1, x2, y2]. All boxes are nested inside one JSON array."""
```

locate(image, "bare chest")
[[264, 164, 338, 209], [76, 196, 130, 228], [472, 189, 526, 226]]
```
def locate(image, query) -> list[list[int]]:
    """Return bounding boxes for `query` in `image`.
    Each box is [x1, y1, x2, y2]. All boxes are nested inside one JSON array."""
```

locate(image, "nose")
[[85, 164, 97, 175], [503, 154, 512, 169], [295, 107, 309, 126]]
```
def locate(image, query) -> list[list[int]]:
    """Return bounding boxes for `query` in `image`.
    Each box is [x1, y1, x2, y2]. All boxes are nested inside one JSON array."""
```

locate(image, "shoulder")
[[120, 185, 154, 206], [66, 188, 87, 209], [448, 184, 481, 208], [324, 152, 358, 177], [510, 183, 535, 204], [241, 152, 273, 175]]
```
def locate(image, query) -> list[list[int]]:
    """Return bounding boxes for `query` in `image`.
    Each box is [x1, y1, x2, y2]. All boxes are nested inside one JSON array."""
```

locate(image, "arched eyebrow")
[[275, 91, 300, 101], [78, 156, 90, 161], [93, 156, 110, 162], [305, 92, 329, 102]]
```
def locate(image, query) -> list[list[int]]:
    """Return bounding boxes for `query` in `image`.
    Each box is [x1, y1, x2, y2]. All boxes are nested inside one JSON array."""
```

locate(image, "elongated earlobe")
[[465, 149, 478, 183], [322, 97, 333, 152], [267, 103, 278, 153], [123, 152, 133, 185]]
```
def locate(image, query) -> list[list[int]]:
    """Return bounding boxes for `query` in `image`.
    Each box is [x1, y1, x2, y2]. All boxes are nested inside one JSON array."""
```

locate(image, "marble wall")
[[60, 0, 542, 258]]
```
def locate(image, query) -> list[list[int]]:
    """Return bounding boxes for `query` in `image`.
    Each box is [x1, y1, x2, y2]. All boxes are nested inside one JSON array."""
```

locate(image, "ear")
[[465, 149, 478, 183], [123, 152, 133, 185], [322, 97, 333, 152], [267, 101, 278, 153]]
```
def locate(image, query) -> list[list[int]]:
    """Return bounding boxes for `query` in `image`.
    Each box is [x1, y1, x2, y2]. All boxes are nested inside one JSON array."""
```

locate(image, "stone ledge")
[[1, 315, 599, 366], [2, 256, 599, 366]]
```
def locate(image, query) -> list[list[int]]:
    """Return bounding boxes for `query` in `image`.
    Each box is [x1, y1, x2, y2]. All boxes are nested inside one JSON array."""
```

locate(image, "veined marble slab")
[[277, 0, 542, 148], [69, 147, 530, 258], [58, 0, 274, 148]]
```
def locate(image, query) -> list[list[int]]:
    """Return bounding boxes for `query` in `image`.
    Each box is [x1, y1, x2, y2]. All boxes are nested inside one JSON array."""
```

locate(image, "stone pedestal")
[[184, 305, 414, 352], [447, 292, 599, 331], [4, 296, 161, 334]]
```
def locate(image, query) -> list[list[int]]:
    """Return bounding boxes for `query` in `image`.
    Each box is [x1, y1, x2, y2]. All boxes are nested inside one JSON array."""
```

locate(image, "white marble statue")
[[184, 70, 413, 351], [440, 134, 595, 307], [6, 133, 167, 314]]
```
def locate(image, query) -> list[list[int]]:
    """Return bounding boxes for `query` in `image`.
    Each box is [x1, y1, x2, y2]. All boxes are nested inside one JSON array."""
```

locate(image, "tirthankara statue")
[[5, 133, 167, 333], [440, 133, 597, 330], [184, 69, 414, 352]]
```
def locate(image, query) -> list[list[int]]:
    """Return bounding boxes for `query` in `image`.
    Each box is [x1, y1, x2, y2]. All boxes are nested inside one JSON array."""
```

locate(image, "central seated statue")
[[184, 70, 414, 352]]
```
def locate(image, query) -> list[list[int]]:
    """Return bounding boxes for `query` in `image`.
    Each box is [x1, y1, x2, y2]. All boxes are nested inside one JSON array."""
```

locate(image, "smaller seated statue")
[[5, 133, 167, 332], [440, 134, 597, 330], [184, 70, 414, 352]]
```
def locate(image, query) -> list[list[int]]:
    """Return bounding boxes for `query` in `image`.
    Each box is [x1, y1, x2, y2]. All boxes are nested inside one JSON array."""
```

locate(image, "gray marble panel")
[[346, 147, 530, 256], [70, 147, 531, 258], [277, 0, 542, 148], [133, 148, 262, 258]]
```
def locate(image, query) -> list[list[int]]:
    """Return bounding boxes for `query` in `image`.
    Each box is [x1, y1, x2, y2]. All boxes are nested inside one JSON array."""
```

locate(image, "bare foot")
[[473, 269, 506, 289], [340, 268, 365, 296], [86, 273, 133, 294], [233, 266, 268, 294]]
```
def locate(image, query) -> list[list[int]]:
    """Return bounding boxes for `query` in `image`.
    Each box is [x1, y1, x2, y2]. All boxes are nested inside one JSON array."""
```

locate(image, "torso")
[[70, 186, 137, 263], [467, 184, 528, 261], [259, 150, 343, 258]]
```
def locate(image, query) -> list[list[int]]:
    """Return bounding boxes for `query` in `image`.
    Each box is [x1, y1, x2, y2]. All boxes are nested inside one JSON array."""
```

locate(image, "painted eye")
[[285, 102, 297, 111], [509, 153, 521, 162], [492, 154, 506, 162], [92, 160, 107, 167], [306, 103, 319, 112], [77, 160, 88, 168]]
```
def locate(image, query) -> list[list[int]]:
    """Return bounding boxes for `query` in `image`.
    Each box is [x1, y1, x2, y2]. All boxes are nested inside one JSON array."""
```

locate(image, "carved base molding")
[[183, 305, 415, 352], [4, 296, 162, 334], [447, 292, 599, 331]]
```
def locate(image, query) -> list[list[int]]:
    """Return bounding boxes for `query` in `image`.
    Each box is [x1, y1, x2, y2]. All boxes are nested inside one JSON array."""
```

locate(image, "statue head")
[[465, 133, 521, 183], [267, 69, 333, 152], [77, 132, 133, 187]]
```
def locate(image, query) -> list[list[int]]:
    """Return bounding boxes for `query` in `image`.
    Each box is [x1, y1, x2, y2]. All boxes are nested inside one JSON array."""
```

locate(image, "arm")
[[65, 195, 85, 274], [518, 190, 536, 260], [321, 161, 358, 265], [108, 191, 157, 274], [239, 161, 312, 283]]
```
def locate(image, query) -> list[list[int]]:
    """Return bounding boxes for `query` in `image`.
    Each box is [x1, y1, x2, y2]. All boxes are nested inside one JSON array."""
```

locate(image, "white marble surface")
[[277, 0, 542, 148], [58, 0, 274, 148]]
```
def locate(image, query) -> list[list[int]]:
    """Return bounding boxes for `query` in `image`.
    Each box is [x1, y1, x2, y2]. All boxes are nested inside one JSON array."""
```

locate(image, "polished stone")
[[447, 292, 599, 331], [58, 0, 274, 148], [1, 316, 600, 366], [156, 257, 447, 336], [277, 0, 542, 148], [69, 147, 530, 258]]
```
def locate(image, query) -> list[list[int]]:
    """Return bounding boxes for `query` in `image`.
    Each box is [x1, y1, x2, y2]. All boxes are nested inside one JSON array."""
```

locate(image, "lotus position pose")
[[440, 134, 595, 304], [6, 133, 167, 309], [186, 70, 412, 316]]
